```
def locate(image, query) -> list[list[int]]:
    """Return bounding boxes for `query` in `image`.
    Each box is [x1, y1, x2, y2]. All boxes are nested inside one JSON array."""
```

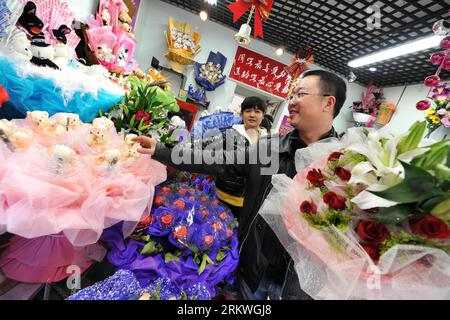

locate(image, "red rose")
[[362, 244, 381, 262], [144, 112, 151, 121], [203, 235, 214, 246], [174, 199, 186, 210], [201, 209, 209, 218], [212, 222, 222, 232], [162, 187, 171, 194], [334, 167, 351, 181], [219, 212, 229, 221], [154, 196, 164, 206], [198, 183, 204, 191], [410, 216, 450, 239], [135, 109, 145, 121], [328, 152, 344, 162], [300, 200, 318, 215], [138, 214, 154, 228], [161, 214, 173, 225], [323, 192, 347, 210], [173, 226, 188, 239], [357, 220, 390, 243], [179, 188, 187, 195], [307, 169, 325, 188]]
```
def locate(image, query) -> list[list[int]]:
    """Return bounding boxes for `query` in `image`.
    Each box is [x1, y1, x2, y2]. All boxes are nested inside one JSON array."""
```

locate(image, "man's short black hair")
[[300, 70, 347, 118], [241, 96, 267, 114]]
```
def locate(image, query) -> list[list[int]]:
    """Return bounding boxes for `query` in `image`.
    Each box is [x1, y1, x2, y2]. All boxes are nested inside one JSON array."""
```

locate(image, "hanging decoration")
[[164, 17, 201, 73], [416, 13, 450, 137], [286, 46, 314, 92], [227, 0, 273, 40], [194, 51, 227, 91]]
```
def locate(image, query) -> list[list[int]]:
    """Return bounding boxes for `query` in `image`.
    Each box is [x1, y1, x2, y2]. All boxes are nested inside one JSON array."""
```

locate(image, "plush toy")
[[17, 1, 44, 38], [30, 35, 60, 70], [93, 116, 114, 131], [88, 124, 108, 146], [94, 148, 121, 169], [26, 111, 49, 129], [52, 25, 72, 68], [9, 131, 33, 148], [8, 29, 33, 61], [86, 26, 117, 64], [122, 144, 140, 163], [54, 113, 81, 128], [52, 144, 76, 167], [170, 115, 186, 129], [46, 118, 66, 136], [124, 133, 138, 147], [0, 119, 17, 138]]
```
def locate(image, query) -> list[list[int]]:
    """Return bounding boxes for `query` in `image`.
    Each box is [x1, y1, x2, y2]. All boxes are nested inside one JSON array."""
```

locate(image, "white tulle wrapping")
[[259, 128, 450, 300]]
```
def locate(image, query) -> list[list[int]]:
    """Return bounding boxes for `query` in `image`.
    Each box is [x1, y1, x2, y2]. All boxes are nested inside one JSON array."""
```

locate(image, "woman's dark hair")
[[300, 70, 347, 118], [241, 96, 267, 114]]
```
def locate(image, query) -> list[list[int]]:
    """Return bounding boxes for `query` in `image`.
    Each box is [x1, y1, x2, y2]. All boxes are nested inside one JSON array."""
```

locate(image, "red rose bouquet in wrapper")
[[260, 122, 450, 299]]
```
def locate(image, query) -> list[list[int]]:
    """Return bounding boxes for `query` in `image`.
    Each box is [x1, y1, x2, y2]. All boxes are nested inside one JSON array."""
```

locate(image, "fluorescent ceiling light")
[[348, 35, 445, 68], [369, 67, 377, 72]]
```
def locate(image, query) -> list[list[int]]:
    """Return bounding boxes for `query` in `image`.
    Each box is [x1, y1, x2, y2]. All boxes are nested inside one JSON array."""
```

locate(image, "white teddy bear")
[[7, 29, 32, 61], [26, 111, 49, 128], [54, 113, 81, 128], [53, 43, 72, 69], [88, 124, 108, 147], [93, 117, 114, 131], [52, 145, 77, 167]]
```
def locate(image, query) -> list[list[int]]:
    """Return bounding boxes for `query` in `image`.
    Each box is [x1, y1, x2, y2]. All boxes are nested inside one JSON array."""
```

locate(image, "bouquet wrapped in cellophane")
[[260, 122, 450, 300], [164, 17, 201, 73]]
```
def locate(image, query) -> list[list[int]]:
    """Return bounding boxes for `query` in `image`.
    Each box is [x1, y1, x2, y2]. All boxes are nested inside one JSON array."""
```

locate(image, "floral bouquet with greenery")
[[260, 121, 450, 299], [104, 76, 180, 144], [416, 83, 450, 138]]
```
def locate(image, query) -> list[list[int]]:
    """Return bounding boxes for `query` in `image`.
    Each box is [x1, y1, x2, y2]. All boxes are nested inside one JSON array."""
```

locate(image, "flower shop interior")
[[0, 0, 449, 301]]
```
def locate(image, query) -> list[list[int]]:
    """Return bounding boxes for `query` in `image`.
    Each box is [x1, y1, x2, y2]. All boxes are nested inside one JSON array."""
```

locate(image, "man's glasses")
[[287, 92, 332, 102]]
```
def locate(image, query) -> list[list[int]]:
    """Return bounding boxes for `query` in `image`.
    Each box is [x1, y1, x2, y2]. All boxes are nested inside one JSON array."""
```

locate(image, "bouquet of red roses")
[[260, 122, 450, 299]]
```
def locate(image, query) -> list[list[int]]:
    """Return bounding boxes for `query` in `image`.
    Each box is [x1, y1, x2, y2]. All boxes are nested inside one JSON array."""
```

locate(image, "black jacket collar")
[[279, 127, 338, 155]]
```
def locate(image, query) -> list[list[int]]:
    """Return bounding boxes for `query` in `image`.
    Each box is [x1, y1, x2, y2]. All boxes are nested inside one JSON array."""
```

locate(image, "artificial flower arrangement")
[[416, 83, 450, 137], [104, 76, 180, 143], [260, 121, 450, 299], [67, 269, 211, 300], [351, 83, 385, 127], [103, 172, 239, 298]]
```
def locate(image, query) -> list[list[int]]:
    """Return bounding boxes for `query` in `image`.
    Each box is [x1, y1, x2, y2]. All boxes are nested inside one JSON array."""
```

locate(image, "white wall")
[[383, 83, 449, 140]]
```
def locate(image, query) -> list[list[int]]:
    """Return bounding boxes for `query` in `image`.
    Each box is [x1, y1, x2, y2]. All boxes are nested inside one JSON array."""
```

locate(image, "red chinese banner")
[[229, 46, 292, 99]]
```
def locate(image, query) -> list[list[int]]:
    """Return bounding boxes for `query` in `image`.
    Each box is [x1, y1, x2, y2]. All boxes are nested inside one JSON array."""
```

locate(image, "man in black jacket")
[[134, 70, 347, 300]]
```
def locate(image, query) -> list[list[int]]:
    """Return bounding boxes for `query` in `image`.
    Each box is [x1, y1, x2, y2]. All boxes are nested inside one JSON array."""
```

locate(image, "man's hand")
[[132, 136, 157, 156]]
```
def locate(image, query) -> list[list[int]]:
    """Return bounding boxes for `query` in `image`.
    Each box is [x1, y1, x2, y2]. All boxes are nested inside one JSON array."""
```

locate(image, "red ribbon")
[[227, 0, 273, 39], [286, 47, 314, 80]]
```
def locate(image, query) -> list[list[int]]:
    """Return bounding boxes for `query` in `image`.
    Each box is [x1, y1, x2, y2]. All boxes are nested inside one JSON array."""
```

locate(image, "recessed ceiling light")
[[348, 35, 444, 68], [200, 11, 208, 21], [369, 67, 377, 72], [276, 48, 284, 56]]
